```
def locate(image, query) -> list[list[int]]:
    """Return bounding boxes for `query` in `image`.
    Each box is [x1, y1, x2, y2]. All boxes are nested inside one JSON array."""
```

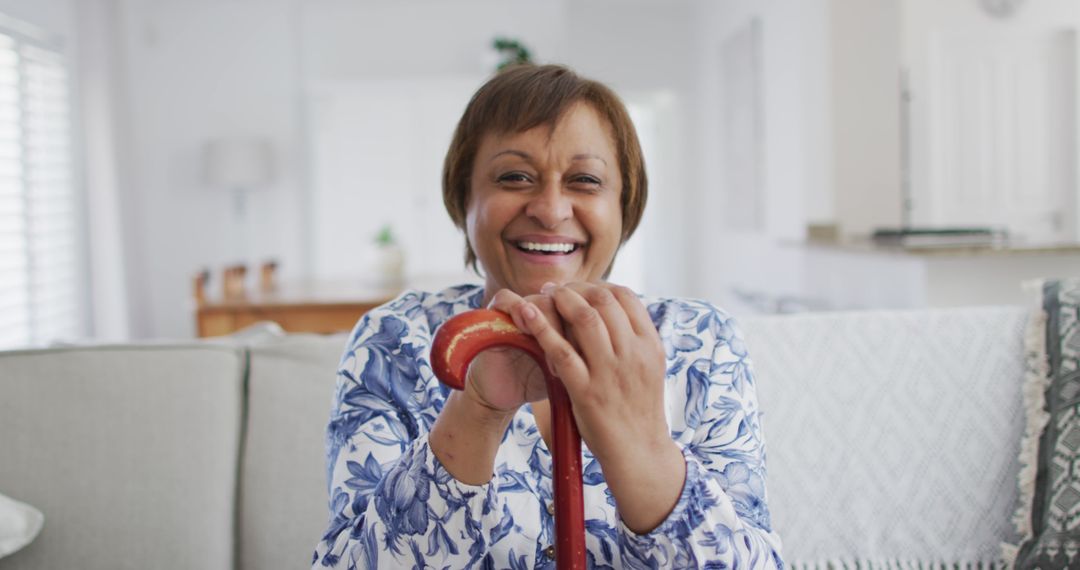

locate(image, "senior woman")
[[313, 64, 783, 569]]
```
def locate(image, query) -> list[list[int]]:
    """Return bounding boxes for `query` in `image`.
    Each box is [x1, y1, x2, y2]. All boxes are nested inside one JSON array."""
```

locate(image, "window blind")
[[0, 28, 82, 349]]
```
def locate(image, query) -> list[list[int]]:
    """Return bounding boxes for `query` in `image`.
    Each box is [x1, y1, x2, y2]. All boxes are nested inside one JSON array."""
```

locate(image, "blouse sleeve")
[[616, 306, 785, 568], [311, 306, 514, 569]]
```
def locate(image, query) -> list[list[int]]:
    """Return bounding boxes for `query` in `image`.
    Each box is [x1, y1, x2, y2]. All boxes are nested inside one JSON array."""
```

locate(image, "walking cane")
[[432, 309, 586, 569]]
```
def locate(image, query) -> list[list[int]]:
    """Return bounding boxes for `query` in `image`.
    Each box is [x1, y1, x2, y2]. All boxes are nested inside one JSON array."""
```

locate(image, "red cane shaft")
[[546, 377, 585, 568], [431, 309, 586, 569]]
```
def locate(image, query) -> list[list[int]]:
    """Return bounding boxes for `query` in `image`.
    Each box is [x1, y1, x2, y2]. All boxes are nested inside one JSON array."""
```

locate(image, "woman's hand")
[[512, 282, 667, 464], [463, 288, 564, 413], [430, 288, 566, 485], [511, 282, 686, 533]]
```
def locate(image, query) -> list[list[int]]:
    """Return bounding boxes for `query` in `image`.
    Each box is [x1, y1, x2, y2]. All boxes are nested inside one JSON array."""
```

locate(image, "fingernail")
[[522, 303, 538, 320], [540, 282, 557, 295]]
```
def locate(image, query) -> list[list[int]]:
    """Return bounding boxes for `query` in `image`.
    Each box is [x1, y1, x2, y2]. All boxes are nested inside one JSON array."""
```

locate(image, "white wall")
[[830, 0, 903, 238], [77, 0, 131, 341], [0, 0, 73, 35], [301, 1, 567, 80], [689, 0, 830, 312]]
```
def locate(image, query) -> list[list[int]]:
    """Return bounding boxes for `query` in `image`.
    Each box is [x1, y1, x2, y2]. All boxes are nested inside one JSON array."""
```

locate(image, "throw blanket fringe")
[[787, 560, 1009, 570], [1003, 280, 1051, 565]]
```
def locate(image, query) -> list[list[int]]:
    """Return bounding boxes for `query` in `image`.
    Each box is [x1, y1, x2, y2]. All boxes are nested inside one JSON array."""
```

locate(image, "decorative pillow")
[[0, 492, 44, 558], [1010, 279, 1080, 568], [217, 320, 286, 344]]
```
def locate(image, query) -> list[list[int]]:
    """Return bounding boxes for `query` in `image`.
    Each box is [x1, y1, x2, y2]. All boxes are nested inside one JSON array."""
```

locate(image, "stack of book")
[[871, 227, 1009, 249]]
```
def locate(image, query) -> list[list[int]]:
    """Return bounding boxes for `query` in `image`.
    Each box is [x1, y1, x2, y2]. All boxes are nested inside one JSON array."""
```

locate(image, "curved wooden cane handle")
[[431, 309, 585, 569]]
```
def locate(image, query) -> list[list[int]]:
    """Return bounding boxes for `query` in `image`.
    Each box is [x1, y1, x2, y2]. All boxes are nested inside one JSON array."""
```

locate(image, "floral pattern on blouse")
[[313, 284, 784, 569]]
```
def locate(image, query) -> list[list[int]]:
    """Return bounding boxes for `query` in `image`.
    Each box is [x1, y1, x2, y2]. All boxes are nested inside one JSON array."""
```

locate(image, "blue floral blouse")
[[313, 284, 784, 569]]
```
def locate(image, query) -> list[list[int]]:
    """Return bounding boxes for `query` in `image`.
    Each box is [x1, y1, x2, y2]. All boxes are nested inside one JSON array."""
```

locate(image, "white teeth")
[[517, 241, 577, 253]]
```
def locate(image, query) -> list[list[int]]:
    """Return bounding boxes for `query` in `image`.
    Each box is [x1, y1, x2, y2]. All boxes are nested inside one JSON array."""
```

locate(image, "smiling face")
[[466, 102, 623, 301]]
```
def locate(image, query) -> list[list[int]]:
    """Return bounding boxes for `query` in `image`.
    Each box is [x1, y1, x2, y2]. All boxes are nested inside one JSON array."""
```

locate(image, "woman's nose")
[[525, 182, 572, 229]]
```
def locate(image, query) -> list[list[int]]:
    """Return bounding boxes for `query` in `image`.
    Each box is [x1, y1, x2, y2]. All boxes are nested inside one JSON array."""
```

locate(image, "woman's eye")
[[497, 172, 532, 185], [571, 175, 602, 188]]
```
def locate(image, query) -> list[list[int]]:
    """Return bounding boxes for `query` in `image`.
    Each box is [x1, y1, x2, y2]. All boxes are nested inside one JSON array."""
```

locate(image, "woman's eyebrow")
[[572, 153, 608, 166], [491, 149, 531, 162], [489, 149, 608, 166]]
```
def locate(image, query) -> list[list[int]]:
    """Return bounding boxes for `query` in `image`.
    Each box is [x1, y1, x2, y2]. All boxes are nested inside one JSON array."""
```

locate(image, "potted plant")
[[374, 224, 405, 288]]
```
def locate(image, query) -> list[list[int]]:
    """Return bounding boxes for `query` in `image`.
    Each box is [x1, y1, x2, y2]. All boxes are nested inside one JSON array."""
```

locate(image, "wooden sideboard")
[[194, 274, 398, 337]]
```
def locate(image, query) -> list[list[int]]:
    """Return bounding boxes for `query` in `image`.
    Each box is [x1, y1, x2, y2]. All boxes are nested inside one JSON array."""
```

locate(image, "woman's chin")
[[509, 279, 553, 296], [507, 268, 580, 293], [488, 259, 607, 296], [501, 277, 562, 297]]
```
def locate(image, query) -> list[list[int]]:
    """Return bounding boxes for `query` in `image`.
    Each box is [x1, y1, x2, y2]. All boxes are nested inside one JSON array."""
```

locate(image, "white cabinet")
[[913, 30, 1076, 242], [826, 0, 1079, 242]]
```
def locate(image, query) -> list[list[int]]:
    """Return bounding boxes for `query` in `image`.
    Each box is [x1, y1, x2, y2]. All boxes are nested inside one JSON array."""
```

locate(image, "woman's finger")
[[515, 301, 589, 393], [563, 282, 636, 356], [487, 288, 530, 331], [605, 283, 654, 338], [487, 288, 524, 310], [523, 292, 564, 337], [549, 285, 616, 370]]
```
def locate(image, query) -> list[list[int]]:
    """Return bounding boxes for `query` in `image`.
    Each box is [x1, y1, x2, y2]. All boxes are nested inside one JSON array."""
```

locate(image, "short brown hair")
[[442, 64, 648, 271]]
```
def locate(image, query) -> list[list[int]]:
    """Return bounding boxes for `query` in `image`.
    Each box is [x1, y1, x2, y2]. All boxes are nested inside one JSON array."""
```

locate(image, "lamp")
[[203, 136, 274, 219], [203, 137, 275, 272]]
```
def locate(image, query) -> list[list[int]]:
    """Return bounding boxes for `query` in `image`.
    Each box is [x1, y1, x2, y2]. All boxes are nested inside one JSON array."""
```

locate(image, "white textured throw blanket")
[[741, 307, 1028, 568]]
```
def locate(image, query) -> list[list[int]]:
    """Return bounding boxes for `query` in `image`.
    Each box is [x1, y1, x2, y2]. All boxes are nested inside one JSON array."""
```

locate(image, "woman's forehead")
[[479, 104, 617, 158]]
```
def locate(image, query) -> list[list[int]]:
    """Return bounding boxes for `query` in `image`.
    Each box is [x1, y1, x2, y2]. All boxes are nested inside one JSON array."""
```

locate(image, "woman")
[[313, 64, 783, 569]]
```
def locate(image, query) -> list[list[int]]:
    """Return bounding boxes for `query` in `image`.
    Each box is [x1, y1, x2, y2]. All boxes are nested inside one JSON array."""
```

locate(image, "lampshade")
[[203, 137, 274, 188]]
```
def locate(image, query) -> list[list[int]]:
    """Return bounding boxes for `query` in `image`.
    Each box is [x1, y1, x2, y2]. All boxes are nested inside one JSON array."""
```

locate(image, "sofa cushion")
[[239, 333, 347, 570], [0, 344, 245, 570], [742, 306, 1027, 567]]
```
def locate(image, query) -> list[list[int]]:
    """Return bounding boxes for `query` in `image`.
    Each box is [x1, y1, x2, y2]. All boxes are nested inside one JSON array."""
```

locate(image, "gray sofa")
[[0, 305, 1030, 569]]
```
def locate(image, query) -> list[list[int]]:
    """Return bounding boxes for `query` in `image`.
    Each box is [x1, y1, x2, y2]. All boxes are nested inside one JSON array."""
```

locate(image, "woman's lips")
[[509, 239, 583, 265], [513, 240, 581, 254]]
